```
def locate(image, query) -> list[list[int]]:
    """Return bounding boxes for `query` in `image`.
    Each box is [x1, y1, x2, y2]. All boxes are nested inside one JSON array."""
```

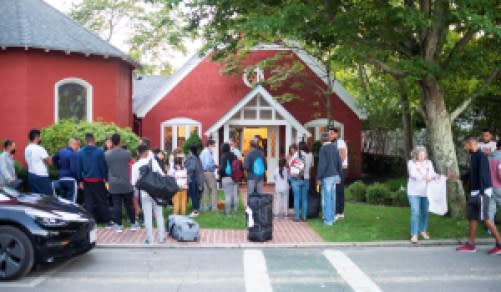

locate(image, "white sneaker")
[[336, 214, 345, 219], [189, 211, 199, 218], [113, 224, 123, 233], [130, 223, 140, 231]]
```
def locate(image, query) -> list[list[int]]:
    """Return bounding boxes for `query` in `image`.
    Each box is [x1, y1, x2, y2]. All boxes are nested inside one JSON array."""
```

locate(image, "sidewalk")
[[97, 184, 323, 246], [97, 218, 323, 246]]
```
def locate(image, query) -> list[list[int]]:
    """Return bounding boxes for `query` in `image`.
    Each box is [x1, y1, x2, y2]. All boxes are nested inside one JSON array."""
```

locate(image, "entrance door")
[[240, 127, 279, 183]]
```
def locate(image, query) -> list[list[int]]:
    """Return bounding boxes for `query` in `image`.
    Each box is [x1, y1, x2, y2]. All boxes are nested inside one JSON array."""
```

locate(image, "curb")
[[95, 239, 496, 249]]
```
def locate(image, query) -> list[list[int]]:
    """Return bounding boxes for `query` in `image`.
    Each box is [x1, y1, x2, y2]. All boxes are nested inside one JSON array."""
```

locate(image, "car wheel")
[[0, 226, 35, 280]]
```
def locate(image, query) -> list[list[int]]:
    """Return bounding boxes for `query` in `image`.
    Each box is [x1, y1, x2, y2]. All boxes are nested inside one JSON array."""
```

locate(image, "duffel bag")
[[137, 159, 179, 205], [168, 215, 199, 242]]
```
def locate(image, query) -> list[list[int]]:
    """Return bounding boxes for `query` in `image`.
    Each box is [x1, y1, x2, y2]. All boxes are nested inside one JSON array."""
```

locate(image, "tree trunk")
[[421, 76, 465, 218], [399, 90, 413, 159]]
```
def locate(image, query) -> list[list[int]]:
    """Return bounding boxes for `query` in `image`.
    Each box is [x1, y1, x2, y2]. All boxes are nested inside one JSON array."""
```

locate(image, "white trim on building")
[[133, 46, 366, 120], [160, 117, 202, 151], [54, 77, 93, 123], [135, 53, 208, 118]]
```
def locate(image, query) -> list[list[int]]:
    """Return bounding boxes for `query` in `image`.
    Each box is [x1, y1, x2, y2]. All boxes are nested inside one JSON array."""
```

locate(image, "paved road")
[[2, 246, 500, 292]]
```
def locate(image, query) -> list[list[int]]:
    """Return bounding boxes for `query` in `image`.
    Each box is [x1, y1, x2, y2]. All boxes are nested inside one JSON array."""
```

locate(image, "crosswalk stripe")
[[323, 250, 383, 292], [243, 250, 273, 292]]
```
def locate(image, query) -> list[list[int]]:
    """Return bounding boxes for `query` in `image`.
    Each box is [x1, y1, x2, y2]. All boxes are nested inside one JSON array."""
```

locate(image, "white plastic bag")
[[427, 176, 448, 216]]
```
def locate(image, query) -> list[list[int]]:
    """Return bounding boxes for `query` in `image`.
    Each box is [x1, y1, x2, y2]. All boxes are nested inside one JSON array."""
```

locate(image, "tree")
[[172, 0, 500, 217], [71, 0, 186, 74]]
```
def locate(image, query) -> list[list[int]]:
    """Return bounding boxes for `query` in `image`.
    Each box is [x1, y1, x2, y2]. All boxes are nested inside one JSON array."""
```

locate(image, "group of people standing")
[[273, 127, 349, 225], [405, 128, 501, 255]]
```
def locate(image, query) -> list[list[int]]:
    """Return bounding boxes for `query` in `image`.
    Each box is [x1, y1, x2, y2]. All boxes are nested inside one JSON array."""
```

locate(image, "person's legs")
[[222, 177, 232, 215], [301, 179, 309, 220], [172, 191, 180, 215], [83, 183, 96, 218], [247, 179, 256, 204], [189, 180, 200, 212], [283, 191, 289, 218], [123, 192, 135, 224], [111, 193, 123, 225], [273, 190, 281, 217], [92, 182, 112, 223], [291, 178, 301, 220], [407, 195, 420, 237], [28, 173, 53, 195], [232, 183, 239, 213], [321, 176, 335, 224], [336, 170, 347, 215], [256, 179, 264, 194], [419, 196, 429, 234], [208, 173, 218, 211], [153, 202, 165, 242], [488, 188, 501, 222], [141, 193, 154, 243], [180, 190, 187, 215], [201, 172, 211, 212]]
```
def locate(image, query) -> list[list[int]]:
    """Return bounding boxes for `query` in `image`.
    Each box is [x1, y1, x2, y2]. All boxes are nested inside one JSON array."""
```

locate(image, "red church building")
[[0, 0, 138, 160], [134, 45, 366, 180]]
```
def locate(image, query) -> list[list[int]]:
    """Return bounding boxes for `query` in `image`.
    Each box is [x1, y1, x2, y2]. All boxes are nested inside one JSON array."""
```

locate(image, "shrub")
[[346, 181, 367, 202], [41, 120, 140, 155], [391, 189, 409, 207], [365, 183, 391, 205], [183, 132, 202, 154], [385, 177, 407, 192]]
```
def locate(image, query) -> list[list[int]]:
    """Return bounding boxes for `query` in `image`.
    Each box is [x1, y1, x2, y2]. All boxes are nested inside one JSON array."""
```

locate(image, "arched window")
[[161, 118, 202, 152], [55, 78, 92, 122]]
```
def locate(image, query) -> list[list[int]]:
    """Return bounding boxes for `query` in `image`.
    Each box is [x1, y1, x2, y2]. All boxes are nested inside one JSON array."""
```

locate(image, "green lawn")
[[308, 202, 497, 242]]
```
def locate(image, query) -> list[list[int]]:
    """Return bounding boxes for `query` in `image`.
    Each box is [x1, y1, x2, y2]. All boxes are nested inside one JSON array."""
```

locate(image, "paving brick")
[[96, 184, 323, 246]]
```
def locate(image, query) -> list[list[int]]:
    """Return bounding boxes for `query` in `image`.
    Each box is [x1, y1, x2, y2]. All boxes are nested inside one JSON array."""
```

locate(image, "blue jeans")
[[53, 178, 78, 202], [291, 178, 309, 220], [408, 196, 429, 236], [188, 179, 200, 211], [322, 176, 340, 224]]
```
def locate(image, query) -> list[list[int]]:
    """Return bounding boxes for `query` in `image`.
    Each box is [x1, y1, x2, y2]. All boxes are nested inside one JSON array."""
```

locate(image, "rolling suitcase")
[[167, 215, 200, 242], [247, 193, 273, 242]]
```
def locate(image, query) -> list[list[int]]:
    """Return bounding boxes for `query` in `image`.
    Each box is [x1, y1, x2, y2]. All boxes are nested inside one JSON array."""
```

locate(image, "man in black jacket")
[[456, 136, 501, 255]]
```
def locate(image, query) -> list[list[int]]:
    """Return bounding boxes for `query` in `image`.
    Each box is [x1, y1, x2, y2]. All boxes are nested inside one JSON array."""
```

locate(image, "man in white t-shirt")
[[479, 129, 497, 155], [329, 127, 348, 219], [24, 129, 53, 195]]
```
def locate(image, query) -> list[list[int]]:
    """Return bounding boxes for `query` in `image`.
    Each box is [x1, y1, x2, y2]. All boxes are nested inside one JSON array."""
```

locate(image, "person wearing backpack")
[[219, 143, 239, 215], [290, 142, 314, 222], [243, 138, 266, 202]]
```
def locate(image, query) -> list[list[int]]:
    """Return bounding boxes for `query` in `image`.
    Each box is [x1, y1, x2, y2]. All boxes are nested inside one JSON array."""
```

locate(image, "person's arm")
[[52, 152, 60, 169], [0, 155, 13, 182], [407, 161, 424, 181], [152, 158, 165, 176], [131, 164, 138, 186], [69, 153, 79, 180], [243, 155, 250, 171], [316, 147, 326, 183], [479, 155, 491, 192], [336, 151, 343, 183], [427, 160, 439, 179], [41, 148, 52, 166]]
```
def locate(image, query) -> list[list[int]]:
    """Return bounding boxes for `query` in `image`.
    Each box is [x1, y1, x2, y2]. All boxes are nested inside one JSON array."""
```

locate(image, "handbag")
[[136, 159, 179, 206]]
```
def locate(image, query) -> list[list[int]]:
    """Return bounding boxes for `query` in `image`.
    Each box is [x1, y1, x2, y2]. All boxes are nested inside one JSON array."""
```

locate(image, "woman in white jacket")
[[407, 146, 439, 243]]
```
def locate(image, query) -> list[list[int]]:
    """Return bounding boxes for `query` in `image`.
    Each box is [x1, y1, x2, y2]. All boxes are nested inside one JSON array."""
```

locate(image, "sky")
[[44, 0, 201, 71]]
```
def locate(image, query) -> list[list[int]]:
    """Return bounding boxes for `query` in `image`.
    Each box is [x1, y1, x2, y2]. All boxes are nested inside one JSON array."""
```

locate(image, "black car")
[[0, 187, 96, 280]]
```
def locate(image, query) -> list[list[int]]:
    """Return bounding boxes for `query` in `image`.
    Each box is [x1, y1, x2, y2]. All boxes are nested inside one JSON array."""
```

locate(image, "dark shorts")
[[467, 194, 490, 221]]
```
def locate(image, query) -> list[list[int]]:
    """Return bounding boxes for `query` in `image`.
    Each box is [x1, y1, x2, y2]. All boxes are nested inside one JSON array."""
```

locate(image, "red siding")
[[141, 50, 363, 177], [0, 48, 133, 161]]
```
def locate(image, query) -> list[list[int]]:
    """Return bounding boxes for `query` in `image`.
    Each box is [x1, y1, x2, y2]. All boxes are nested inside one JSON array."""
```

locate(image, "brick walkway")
[[96, 218, 323, 246], [96, 184, 324, 246]]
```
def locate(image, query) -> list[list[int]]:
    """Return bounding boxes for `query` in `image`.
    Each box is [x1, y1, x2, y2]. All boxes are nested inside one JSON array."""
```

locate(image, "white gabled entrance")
[[205, 86, 311, 183]]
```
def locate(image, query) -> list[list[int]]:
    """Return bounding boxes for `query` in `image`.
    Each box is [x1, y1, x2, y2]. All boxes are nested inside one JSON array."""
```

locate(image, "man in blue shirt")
[[199, 139, 218, 212], [53, 137, 80, 201]]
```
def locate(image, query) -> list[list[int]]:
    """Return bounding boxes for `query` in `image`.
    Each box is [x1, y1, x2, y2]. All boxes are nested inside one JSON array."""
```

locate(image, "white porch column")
[[212, 131, 219, 168], [223, 124, 230, 142], [285, 125, 292, 153]]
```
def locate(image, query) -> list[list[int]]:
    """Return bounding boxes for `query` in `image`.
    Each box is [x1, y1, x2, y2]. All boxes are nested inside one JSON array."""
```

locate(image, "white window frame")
[[54, 78, 93, 123], [304, 118, 344, 140], [160, 117, 202, 151]]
